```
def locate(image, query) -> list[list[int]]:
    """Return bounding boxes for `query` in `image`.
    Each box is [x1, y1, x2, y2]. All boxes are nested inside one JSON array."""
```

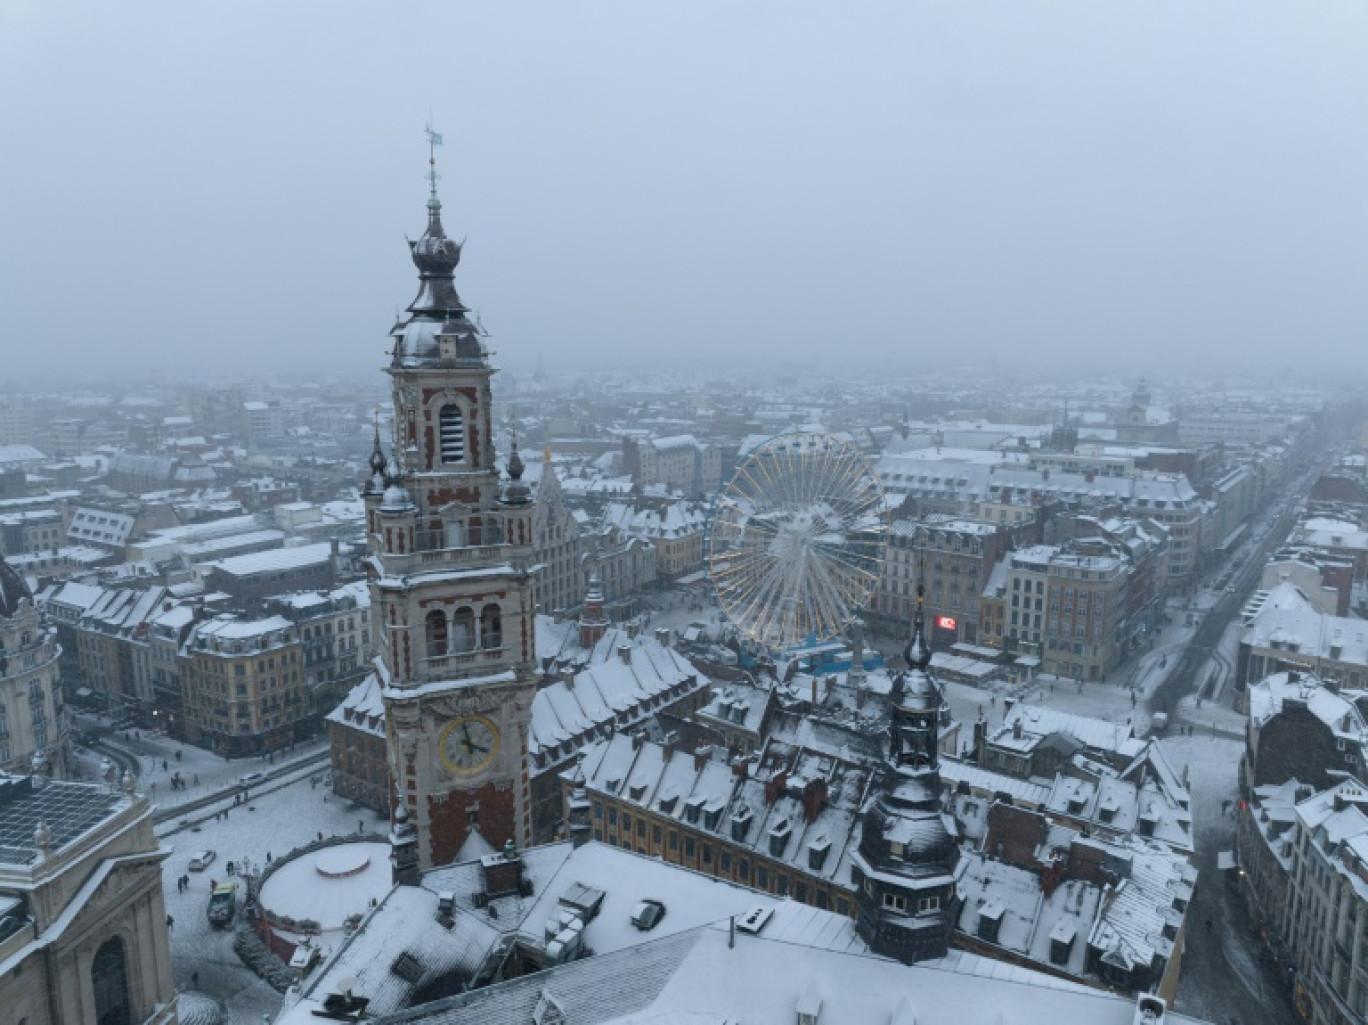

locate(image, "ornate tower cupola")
[[850, 581, 962, 964], [373, 126, 539, 871], [578, 572, 610, 649]]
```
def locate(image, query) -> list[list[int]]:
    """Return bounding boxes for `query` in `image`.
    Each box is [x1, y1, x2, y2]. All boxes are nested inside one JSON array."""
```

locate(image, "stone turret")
[[566, 754, 592, 849], [390, 800, 420, 886], [578, 573, 610, 649]]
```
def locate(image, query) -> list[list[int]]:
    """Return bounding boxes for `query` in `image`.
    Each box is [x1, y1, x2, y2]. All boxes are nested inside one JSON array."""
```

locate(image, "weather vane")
[[425, 116, 443, 198]]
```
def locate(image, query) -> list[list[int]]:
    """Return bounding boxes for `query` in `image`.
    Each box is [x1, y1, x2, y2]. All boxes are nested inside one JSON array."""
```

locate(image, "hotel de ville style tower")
[[362, 135, 538, 874]]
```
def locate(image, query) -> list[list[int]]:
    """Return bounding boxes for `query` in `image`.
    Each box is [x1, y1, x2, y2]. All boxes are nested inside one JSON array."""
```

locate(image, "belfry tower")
[[366, 131, 537, 870]]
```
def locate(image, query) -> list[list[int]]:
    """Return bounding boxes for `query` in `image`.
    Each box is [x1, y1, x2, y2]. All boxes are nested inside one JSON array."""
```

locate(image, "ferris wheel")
[[706, 432, 890, 652]]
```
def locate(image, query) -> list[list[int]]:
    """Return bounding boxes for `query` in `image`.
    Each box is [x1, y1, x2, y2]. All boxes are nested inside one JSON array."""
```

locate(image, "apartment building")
[[870, 517, 1008, 643], [180, 614, 307, 755]]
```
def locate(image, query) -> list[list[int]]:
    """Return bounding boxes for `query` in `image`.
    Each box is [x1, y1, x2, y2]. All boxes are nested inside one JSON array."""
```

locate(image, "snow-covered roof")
[[1242, 582, 1368, 666], [327, 674, 386, 736], [988, 704, 1142, 763], [0, 444, 47, 466], [529, 633, 705, 766], [280, 841, 870, 1025], [577, 733, 872, 888], [206, 541, 334, 577], [877, 449, 1199, 515], [376, 910, 1212, 1025], [1247, 671, 1367, 739]]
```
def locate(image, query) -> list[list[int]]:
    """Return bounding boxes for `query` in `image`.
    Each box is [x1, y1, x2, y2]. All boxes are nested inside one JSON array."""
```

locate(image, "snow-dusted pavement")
[[158, 771, 390, 1024]]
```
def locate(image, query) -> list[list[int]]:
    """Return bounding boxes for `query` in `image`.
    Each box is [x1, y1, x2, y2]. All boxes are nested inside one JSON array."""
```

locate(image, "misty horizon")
[[2, 2, 1365, 384]]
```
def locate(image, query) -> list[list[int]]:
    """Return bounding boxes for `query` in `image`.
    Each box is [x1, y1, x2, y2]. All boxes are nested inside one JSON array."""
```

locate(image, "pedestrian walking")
[[166, 914, 174, 929], [191, 971, 199, 989], [162, 759, 168, 772]]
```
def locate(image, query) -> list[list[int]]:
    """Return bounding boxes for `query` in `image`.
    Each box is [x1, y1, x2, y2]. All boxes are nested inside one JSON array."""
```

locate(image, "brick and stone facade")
[[368, 172, 539, 871]]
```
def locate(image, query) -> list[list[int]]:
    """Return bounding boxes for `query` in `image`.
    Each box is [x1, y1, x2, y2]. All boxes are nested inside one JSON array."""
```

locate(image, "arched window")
[[425, 611, 448, 659], [439, 405, 465, 464], [480, 604, 503, 650], [92, 936, 131, 1025], [452, 608, 475, 653]]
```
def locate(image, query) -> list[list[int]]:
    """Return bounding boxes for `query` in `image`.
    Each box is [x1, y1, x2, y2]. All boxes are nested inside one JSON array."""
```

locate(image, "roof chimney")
[[617, 643, 632, 665], [796, 982, 822, 1025]]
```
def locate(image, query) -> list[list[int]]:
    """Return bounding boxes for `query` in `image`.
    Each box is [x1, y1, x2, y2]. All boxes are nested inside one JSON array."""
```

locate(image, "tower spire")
[[425, 118, 443, 205], [904, 563, 931, 670], [402, 119, 468, 324]]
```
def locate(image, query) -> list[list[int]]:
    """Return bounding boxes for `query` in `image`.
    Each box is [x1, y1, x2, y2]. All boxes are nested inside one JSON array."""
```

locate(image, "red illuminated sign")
[[935, 616, 957, 631]]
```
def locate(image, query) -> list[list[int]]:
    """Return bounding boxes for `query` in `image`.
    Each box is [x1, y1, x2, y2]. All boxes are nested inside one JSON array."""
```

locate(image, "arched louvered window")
[[452, 608, 475, 653], [425, 610, 448, 658], [480, 604, 503, 650], [439, 405, 465, 464]]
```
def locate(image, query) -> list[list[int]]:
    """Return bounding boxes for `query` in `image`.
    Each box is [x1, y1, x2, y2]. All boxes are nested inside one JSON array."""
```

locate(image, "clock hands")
[[444, 718, 496, 771], [456, 720, 490, 757]]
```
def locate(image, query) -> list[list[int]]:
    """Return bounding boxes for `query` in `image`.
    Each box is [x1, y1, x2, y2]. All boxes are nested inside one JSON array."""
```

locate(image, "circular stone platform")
[[258, 841, 391, 933]]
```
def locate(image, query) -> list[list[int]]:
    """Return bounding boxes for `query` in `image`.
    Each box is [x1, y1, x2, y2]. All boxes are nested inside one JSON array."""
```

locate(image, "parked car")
[[188, 850, 217, 872], [238, 772, 265, 787]]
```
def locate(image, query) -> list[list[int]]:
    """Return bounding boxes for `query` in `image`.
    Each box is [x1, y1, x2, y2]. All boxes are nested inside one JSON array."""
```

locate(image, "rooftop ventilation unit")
[[735, 903, 774, 935]]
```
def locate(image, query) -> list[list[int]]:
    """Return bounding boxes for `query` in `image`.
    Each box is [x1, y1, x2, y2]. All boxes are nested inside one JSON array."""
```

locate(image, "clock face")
[[438, 715, 500, 776]]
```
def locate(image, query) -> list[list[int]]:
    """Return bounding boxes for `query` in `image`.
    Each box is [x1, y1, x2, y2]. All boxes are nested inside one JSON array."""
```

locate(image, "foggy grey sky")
[[2, 2, 1365, 385]]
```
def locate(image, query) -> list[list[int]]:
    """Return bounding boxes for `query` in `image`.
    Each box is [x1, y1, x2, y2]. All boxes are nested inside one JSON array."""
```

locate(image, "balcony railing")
[[375, 541, 514, 575], [421, 647, 508, 677]]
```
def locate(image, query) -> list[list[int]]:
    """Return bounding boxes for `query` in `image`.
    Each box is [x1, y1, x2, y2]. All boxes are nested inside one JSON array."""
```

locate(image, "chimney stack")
[[617, 643, 632, 665]]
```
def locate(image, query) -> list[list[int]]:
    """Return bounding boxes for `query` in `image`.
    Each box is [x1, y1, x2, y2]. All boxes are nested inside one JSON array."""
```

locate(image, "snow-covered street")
[[156, 768, 390, 1024]]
